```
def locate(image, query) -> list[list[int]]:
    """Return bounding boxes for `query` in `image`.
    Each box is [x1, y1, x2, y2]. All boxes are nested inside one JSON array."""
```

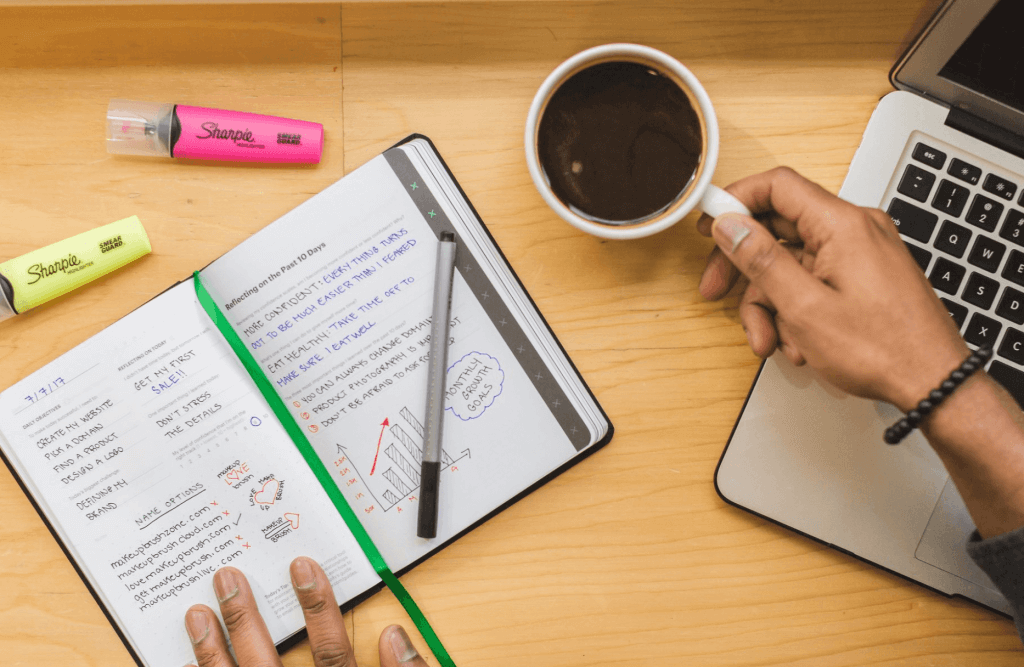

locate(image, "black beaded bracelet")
[[884, 345, 992, 445]]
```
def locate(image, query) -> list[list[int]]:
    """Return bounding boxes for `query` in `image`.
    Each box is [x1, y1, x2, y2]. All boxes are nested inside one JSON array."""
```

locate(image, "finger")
[[697, 212, 715, 237], [378, 625, 430, 667], [710, 212, 827, 313], [779, 340, 807, 366], [720, 166, 863, 253], [866, 207, 899, 237], [738, 283, 779, 358], [185, 604, 235, 667], [290, 557, 356, 667], [698, 245, 742, 300], [698, 210, 799, 242], [214, 567, 284, 667]]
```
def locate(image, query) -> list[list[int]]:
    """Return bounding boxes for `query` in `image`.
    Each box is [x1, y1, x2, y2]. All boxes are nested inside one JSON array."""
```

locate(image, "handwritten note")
[[200, 153, 586, 568], [0, 283, 378, 666]]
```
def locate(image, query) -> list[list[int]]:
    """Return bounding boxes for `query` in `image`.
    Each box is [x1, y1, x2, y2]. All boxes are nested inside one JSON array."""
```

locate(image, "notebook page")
[[198, 153, 592, 569], [0, 281, 378, 667], [400, 140, 607, 436]]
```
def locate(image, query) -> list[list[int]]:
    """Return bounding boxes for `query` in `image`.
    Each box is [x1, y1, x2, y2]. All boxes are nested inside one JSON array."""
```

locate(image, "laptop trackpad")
[[915, 478, 999, 593]]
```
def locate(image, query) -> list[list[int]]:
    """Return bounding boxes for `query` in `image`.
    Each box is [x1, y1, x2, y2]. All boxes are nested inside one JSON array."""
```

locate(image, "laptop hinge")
[[945, 107, 1024, 162]]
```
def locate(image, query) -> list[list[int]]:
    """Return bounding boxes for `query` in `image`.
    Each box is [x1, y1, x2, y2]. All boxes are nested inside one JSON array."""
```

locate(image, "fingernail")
[[389, 626, 420, 664], [214, 568, 240, 603], [712, 214, 751, 253], [185, 609, 209, 645], [291, 558, 317, 590]]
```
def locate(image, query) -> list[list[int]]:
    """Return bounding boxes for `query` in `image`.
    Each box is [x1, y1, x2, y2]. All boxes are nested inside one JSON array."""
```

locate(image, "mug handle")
[[700, 184, 751, 218]]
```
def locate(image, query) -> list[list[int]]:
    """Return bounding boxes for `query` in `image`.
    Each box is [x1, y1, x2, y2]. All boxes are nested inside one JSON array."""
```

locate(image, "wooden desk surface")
[[1, 2, 1020, 665]]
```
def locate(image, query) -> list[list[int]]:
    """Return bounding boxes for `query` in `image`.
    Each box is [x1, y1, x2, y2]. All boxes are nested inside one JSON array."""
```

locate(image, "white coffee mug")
[[525, 43, 750, 240]]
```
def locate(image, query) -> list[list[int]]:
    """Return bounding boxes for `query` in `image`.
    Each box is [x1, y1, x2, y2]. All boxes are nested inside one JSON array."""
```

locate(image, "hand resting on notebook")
[[695, 166, 1024, 541], [184, 557, 426, 667]]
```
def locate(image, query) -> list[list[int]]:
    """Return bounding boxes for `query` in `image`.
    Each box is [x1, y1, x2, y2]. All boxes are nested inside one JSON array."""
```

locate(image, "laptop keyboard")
[[884, 131, 1024, 407]]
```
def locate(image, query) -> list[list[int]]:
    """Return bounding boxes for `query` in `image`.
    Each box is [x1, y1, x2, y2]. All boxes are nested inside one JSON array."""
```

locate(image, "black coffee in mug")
[[536, 61, 704, 225]]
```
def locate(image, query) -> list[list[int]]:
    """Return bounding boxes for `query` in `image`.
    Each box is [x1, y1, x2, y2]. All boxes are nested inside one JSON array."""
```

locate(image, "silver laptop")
[[716, 0, 1024, 615]]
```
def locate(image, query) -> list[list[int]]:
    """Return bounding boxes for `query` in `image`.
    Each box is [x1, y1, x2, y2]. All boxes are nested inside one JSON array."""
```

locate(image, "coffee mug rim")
[[525, 43, 720, 240]]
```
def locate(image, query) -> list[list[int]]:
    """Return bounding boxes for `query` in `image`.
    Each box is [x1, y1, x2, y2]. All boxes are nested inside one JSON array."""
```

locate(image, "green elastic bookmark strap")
[[193, 272, 455, 667]]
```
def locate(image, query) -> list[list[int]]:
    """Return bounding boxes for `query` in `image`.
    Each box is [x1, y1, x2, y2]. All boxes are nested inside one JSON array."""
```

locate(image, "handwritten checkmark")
[[233, 513, 243, 526]]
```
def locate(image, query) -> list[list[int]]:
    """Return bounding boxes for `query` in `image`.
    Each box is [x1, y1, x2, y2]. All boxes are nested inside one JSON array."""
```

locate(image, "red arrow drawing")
[[370, 417, 389, 475]]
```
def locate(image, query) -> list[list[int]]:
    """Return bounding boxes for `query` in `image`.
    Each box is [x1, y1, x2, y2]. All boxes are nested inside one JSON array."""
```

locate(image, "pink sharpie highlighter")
[[106, 99, 323, 164]]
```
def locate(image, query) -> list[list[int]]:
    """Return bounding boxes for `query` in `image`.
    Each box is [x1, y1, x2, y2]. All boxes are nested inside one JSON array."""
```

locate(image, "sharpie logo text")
[[196, 122, 255, 144], [27, 254, 82, 285]]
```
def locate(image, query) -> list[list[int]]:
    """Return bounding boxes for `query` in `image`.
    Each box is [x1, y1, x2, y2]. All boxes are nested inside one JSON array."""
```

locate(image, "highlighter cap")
[[0, 278, 15, 323], [106, 99, 176, 158]]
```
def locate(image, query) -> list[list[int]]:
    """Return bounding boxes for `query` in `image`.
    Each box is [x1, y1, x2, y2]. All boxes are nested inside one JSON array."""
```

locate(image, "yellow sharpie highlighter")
[[0, 216, 152, 322]]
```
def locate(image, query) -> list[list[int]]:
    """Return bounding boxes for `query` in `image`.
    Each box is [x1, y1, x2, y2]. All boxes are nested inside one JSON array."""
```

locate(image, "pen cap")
[[106, 99, 176, 158]]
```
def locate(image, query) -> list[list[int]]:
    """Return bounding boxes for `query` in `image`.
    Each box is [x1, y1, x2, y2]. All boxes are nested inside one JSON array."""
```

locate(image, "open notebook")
[[0, 135, 612, 667]]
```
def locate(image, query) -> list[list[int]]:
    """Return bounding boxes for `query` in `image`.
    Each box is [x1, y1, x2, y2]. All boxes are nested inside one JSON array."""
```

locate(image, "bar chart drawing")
[[382, 465, 412, 496], [386, 444, 420, 485], [344, 405, 473, 513], [400, 406, 424, 438], [391, 422, 422, 466]]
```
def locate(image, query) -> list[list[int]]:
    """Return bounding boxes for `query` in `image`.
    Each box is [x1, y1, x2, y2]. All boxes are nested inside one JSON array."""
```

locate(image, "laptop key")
[[929, 257, 966, 295], [983, 174, 1018, 202], [962, 272, 999, 310], [996, 286, 1024, 325], [965, 194, 1004, 232], [964, 312, 1002, 347], [998, 328, 1024, 365], [940, 298, 968, 330], [1002, 249, 1024, 287], [932, 180, 970, 218], [933, 220, 972, 258], [905, 243, 932, 272], [987, 360, 1024, 410], [912, 142, 946, 170], [897, 164, 936, 203], [966, 235, 1007, 272], [948, 157, 982, 185], [999, 209, 1024, 248], [887, 198, 937, 243]]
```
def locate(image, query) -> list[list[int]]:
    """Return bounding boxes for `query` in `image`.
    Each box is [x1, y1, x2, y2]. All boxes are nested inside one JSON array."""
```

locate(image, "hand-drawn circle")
[[445, 351, 505, 421]]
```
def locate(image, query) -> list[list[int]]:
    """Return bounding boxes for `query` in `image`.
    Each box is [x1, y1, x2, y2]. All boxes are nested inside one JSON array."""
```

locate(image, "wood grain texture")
[[0, 1, 1020, 666]]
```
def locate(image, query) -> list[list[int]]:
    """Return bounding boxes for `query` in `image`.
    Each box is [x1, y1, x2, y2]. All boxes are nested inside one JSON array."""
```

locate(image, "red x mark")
[[243, 543, 251, 549], [211, 501, 218, 506], [235, 535, 243, 541], [222, 511, 230, 516]]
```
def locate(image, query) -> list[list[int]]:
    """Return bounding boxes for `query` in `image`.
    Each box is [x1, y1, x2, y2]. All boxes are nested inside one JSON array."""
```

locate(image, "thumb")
[[711, 213, 823, 311], [379, 625, 431, 667]]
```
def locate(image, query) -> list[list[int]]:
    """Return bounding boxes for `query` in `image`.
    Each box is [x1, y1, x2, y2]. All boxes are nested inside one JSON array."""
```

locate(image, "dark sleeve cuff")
[[966, 526, 1024, 642]]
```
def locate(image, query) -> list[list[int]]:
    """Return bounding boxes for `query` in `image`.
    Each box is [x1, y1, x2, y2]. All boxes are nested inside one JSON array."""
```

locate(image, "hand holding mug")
[[697, 166, 968, 412]]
